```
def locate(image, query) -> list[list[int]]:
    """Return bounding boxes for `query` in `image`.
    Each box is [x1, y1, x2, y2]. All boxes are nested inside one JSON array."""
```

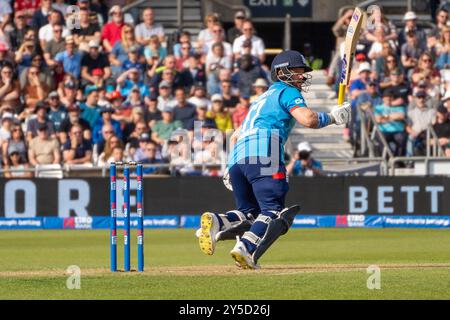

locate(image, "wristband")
[[317, 112, 332, 128]]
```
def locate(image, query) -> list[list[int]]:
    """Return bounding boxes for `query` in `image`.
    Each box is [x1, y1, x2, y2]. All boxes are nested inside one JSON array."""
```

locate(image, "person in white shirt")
[[232, 20, 265, 63], [135, 8, 165, 45], [197, 13, 219, 49], [205, 23, 232, 61], [0, 0, 12, 30], [39, 10, 70, 49]]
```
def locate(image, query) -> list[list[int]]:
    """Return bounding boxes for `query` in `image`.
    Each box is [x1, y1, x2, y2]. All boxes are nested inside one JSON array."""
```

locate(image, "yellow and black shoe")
[[198, 212, 219, 255]]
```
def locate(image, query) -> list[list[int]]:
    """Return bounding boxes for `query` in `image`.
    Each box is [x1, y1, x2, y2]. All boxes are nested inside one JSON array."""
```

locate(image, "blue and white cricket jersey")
[[228, 81, 307, 167]]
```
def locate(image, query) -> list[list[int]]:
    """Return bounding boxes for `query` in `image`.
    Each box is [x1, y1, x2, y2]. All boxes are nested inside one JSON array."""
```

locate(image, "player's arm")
[[290, 103, 351, 128]]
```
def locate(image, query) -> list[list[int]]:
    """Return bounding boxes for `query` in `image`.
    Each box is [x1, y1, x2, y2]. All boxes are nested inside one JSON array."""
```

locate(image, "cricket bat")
[[337, 7, 365, 105]]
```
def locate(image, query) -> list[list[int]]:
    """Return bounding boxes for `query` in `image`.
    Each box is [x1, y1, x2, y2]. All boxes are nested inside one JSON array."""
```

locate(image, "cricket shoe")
[[198, 212, 219, 255], [230, 240, 259, 270]]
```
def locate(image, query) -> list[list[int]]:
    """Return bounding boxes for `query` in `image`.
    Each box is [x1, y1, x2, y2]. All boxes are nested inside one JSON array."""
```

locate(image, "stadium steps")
[[288, 70, 354, 167], [125, 0, 203, 40]]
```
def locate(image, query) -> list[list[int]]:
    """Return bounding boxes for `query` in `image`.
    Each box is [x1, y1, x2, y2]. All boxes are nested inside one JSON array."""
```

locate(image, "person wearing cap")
[[101, 5, 125, 52], [250, 78, 268, 102], [132, 132, 152, 162], [151, 107, 183, 146], [122, 44, 145, 77], [63, 123, 93, 164], [92, 106, 122, 145], [155, 80, 176, 112], [28, 122, 61, 166], [196, 50, 352, 269], [54, 37, 83, 78], [227, 10, 246, 43], [172, 88, 196, 129], [47, 91, 67, 132], [4, 144, 34, 178], [80, 39, 111, 87], [207, 93, 232, 133], [79, 85, 101, 129], [286, 141, 323, 177], [382, 68, 410, 107], [398, 11, 427, 51], [135, 8, 165, 46], [374, 88, 407, 156], [123, 85, 145, 111], [71, 7, 101, 50], [2, 123, 27, 167], [432, 105, 450, 156], [25, 101, 56, 142], [232, 20, 265, 63], [355, 80, 382, 114], [406, 91, 437, 156], [59, 104, 91, 145]]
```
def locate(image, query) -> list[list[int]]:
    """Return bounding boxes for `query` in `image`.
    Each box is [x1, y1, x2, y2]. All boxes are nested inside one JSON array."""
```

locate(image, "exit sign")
[[244, 0, 312, 18]]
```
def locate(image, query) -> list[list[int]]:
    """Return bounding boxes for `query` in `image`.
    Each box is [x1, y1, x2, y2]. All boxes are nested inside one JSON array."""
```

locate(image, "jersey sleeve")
[[279, 86, 308, 114]]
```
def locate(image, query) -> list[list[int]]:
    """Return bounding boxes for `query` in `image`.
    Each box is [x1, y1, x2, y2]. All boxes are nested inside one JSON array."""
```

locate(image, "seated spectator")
[[232, 20, 265, 63], [4, 148, 33, 178], [382, 68, 411, 107], [429, 7, 449, 41], [156, 81, 177, 111], [173, 31, 194, 59], [58, 78, 78, 107], [140, 140, 168, 174], [80, 85, 101, 129], [187, 85, 210, 110], [135, 8, 165, 46], [435, 26, 450, 69], [110, 24, 143, 79], [101, 5, 125, 53], [144, 35, 167, 67], [92, 106, 122, 145], [181, 54, 207, 91], [63, 124, 93, 164], [117, 68, 150, 101], [151, 108, 183, 145], [26, 101, 56, 142], [206, 42, 233, 95], [0, 43, 14, 69], [207, 94, 232, 133], [107, 91, 129, 123], [43, 23, 66, 67], [374, 89, 407, 156], [432, 105, 450, 156], [355, 80, 382, 112], [7, 11, 29, 51], [233, 54, 267, 98], [378, 54, 402, 89], [31, 0, 53, 31], [28, 122, 60, 165], [250, 78, 269, 102], [122, 45, 145, 78], [133, 132, 151, 162], [71, 8, 101, 51], [401, 31, 424, 77], [38, 10, 70, 50], [93, 123, 115, 159], [23, 65, 50, 110], [0, 64, 20, 112], [81, 40, 111, 88], [122, 108, 147, 143], [173, 88, 196, 129], [411, 53, 441, 100], [197, 13, 219, 49], [189, 102, 216, 131], [205, 23, 232, 60], [144, 98, 162, 129], [2, 123, 27, 166], [0, 112, 13, 147], [123, 86, 145, 110], [47, 91, 67, 132], [54, 36, 83, 79], [303, 42, 324, 71], [232, 96, 250, 129], [227, 10, 246, 43], [59, 104, 91, 145], [287, 142, 323, 177], [97, 135, 125, 166], [148, 55, 185, 91], [398, 11, 427, 51], [406, 91, 437, 156], [221, 80, 239, 110], [175, 40, 192, 71]]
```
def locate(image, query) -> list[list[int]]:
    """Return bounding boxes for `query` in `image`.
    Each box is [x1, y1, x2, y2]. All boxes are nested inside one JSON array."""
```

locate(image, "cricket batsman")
[[196, 50, 351, 269]]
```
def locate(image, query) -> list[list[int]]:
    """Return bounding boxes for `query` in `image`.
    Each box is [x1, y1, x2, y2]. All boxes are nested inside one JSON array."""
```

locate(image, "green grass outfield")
[[0, 228, 449, 299]]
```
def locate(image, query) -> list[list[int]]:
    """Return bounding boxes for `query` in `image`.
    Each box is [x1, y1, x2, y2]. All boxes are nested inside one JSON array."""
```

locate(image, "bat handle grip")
[[337, 83, 346, 105]]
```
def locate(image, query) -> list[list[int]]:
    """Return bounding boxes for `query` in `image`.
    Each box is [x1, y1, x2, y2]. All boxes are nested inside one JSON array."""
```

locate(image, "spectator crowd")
[[0, 0, 273, 177], [328, 6, 450, 160]]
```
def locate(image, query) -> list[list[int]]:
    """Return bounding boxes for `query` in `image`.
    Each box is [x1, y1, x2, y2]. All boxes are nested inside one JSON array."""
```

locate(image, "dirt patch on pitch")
[[1, 263, 450, 277]]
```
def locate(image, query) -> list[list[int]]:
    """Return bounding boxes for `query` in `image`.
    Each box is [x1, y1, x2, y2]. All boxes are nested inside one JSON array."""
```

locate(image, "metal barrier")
[[389, 156, 450, 176]]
